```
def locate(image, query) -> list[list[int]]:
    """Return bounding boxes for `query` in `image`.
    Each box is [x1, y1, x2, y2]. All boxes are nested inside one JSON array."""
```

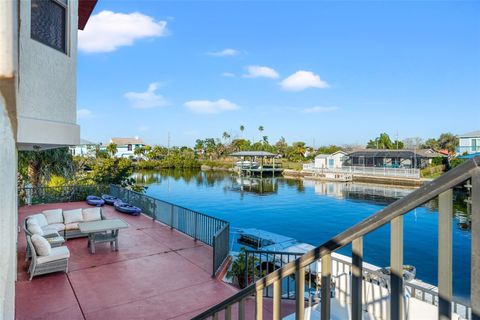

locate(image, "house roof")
[[459, 130, 480, 138], [110, 137, 145, 146], [347, 149, 444, 158], [79, 138, 95, 145], [230, 151, 277, 157], [315, 151, 347, 158], [78, 0, 98, 30]]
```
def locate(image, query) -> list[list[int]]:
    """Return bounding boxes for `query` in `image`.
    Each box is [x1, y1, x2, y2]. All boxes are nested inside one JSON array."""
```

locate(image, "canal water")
[[133, 169, 472, 300]]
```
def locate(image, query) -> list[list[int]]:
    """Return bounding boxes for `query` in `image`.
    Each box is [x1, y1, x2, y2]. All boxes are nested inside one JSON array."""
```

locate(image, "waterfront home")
[[70, 138, 98, 157], [344, 148, 444, 169], [0, 0, 97, 317], [458, 130, 480, 155], [108, 136, 147, 158], [314, 151, 348, 169]]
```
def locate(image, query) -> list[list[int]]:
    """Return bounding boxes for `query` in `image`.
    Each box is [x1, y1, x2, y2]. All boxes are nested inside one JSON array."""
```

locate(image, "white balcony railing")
[[302, 164, 421, 179]]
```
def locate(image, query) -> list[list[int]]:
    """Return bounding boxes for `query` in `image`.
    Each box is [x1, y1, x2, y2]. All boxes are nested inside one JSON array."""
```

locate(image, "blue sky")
[[77, 1, 480, 147]]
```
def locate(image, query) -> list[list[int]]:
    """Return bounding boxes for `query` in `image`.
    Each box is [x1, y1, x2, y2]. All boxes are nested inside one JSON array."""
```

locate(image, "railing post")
[[255, 287, 263, 320], [296, 265, 305, 320], [225, 305, 231, 320], [170, 204, 174, 229], [238, 298, 245, 320], [212, 233, 217, 277], [352, 237, 363, 320], [472, 171, 480, 320], [438, 189, 453, 320], [273, 280, 281, 320], [390, 216, 404, 320], [244, 251, 249, 289], [321, 253, 332, 320], [194, 213, 198, 241]]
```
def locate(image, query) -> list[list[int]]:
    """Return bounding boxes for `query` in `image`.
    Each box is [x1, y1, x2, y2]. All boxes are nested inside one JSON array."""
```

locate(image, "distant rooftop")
[[459, 130, 480, 138], [110, 137, 145, 146], [79, 138, 95, 145], [230, 151, 277, 157]]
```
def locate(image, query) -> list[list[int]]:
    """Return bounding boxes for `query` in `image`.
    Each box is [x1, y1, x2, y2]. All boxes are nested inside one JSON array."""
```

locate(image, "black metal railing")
[[109, 185, 230, 276], [192, 156, 480, 320], [18, 185, 110, 206]]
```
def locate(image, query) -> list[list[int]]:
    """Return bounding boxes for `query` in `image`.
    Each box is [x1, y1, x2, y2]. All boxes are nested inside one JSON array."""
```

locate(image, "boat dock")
[[230, 151, 284, 177]]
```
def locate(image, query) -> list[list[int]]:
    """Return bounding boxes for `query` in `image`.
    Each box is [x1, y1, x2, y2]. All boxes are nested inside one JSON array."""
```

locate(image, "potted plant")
[[227, 247, 261, 288]]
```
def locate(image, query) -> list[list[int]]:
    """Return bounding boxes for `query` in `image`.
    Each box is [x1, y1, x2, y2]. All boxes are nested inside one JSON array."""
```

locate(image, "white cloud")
[[77, 108, 93, 119], [78, 11, 168, 53], [221, 72, 235, 77], [124, 83, 169, 109], [303, 106, 339, 113], [138, 125, 149, 132], [243, 65, 279, 79], [184, 99, 239, 114], [280, 70, 329, 91], [208, 48, 239, 57]]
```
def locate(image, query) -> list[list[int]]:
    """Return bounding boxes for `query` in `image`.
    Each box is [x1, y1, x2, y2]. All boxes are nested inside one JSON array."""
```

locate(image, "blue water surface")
[[135, 170, 472, 300]]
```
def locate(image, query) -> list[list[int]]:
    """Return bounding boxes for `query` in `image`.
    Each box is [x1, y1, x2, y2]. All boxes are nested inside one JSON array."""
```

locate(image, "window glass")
[[31, 0, 67, 53]]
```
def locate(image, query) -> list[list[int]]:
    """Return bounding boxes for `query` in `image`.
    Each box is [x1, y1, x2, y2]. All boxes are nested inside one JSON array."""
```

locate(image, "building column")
[[0, 94, 17, 320]]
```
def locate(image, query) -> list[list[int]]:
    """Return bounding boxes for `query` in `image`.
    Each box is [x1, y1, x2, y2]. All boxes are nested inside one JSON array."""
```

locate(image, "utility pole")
[[167, 132, 171, 154]]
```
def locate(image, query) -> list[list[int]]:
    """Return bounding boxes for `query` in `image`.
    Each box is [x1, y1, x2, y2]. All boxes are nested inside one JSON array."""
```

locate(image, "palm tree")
[[18, 148, 74, 187], [222, 131, 231, 142], [258, 126, 264, 133], [106, 143, 118, 157]]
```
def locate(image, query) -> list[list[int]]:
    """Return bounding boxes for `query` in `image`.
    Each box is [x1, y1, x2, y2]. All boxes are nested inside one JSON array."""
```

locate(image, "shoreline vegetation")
[[17, 129, 465, 190]]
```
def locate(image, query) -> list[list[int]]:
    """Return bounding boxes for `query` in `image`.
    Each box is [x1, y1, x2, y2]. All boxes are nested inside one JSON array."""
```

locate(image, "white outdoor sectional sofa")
[[24, 207, 105, 280], [25, 207, 105, 240]]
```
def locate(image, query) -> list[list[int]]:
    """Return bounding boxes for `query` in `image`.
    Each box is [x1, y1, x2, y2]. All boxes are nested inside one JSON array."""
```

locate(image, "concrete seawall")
[[283, 169, 428, 187]]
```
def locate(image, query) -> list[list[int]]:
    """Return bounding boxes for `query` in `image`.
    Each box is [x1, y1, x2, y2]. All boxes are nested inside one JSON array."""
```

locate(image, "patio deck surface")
[[16, 202, 243, 320], [17, 202, 297, 320]]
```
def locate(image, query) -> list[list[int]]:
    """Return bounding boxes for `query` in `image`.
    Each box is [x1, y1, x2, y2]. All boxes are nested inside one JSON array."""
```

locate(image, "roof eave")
[[78, 0, 98, 30]]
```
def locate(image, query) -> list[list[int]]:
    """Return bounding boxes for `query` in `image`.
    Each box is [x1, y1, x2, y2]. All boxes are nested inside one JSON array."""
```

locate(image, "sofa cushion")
[[31, 234, 51, 256], [42, 209, 63, 224], [27, 220, 44, 236], [45, 223, 65, 232], [63, 209, 83, 224], [83, 207, 102, 222], [41, 227, 60, 237], [65, 223, 80, 231], [37, 246, 70, 264], [28, 214, 48, 227]]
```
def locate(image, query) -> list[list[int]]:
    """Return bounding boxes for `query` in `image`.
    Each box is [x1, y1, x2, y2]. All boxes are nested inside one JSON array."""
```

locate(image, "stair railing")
[[192, 156, 479, 320]]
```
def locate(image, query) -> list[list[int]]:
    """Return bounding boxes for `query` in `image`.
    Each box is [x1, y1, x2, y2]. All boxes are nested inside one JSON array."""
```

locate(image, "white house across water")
[[458, 130, 480, 155]]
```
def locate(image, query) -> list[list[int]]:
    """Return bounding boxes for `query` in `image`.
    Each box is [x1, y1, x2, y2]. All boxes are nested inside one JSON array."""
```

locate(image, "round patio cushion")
[[31, 234, 52, 256]]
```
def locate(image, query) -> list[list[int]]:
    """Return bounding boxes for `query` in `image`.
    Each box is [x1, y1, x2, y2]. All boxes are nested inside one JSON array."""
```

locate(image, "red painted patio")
[[16, 202, 296, 320]]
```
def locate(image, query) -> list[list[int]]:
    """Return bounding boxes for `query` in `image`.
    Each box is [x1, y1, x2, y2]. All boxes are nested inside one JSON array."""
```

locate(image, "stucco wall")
[[0, 95, 17, 320], [16, 0, 79, 148]]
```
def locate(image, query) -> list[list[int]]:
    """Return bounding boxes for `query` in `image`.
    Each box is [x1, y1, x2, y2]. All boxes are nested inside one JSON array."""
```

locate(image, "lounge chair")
[[26, 235, 70, 280]]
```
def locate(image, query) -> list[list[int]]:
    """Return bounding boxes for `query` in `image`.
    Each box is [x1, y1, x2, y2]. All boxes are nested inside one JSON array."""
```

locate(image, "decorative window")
[[31, 0, 68, 53], [128, 144, 132, 151]]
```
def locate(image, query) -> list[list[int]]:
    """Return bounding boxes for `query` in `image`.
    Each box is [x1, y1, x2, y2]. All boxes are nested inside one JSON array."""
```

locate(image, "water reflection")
[[229, 176, 278, 195], [132, 169, 471, 231]]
